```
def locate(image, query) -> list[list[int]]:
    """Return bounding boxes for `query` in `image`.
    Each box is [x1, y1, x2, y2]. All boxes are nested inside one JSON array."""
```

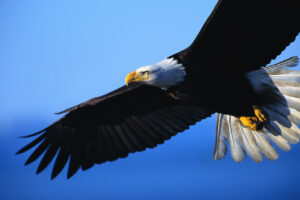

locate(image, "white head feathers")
[[135, 58, 186, 89]]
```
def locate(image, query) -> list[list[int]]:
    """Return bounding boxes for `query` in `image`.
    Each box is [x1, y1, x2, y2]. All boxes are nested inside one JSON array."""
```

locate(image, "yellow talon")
[[253, 106, 268, 123]]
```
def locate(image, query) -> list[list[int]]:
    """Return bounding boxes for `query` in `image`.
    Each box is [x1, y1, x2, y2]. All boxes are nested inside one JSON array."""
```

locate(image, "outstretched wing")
[[174, 0, 300, 74], [17, 83, 212, 179]]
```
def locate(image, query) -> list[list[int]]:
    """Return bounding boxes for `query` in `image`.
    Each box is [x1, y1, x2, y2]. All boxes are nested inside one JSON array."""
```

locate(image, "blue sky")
[[1, 1, 300, 200]]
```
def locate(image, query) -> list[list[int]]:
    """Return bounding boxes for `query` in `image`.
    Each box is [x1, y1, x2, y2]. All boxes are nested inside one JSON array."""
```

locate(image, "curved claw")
[[253, 105, 269, 123]]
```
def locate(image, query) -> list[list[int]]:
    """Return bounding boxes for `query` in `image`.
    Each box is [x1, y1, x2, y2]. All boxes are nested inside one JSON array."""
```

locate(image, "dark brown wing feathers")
[[176, 0, 300, 74], [17, 83, 212, 179]]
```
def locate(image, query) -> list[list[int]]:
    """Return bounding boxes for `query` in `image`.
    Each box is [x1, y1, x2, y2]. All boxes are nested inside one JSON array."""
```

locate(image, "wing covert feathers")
[[214, 57, 300, 162]]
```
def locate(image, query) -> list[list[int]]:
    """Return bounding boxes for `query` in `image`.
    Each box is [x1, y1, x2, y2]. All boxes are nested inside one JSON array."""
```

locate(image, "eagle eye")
[[141, 71, 151, 76]]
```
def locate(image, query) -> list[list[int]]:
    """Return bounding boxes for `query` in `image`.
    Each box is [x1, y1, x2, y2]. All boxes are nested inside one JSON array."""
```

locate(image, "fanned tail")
[[214, 56, 300, 162]]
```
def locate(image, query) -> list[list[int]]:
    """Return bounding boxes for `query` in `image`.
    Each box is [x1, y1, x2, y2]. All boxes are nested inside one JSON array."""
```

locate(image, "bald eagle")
[[17, 0, 300, 179]]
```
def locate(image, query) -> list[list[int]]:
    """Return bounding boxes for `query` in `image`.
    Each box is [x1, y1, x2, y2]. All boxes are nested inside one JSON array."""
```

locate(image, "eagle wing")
[[17, 83, 212, 179], [175, 0, 300, 74]]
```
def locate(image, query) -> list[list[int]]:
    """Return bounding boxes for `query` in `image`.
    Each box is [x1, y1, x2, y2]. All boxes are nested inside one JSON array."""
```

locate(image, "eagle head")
[[125, 58, 186, 89]]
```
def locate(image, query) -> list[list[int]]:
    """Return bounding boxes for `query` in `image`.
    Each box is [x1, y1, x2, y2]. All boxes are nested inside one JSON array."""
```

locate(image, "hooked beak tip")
[[125, 71, 136, 86]]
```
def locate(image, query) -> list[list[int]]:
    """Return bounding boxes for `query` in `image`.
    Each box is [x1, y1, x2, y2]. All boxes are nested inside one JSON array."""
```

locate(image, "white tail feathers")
[[214, 56, 300, 162]]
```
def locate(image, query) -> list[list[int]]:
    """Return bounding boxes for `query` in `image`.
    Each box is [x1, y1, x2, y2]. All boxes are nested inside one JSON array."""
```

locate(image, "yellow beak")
[[125, 71, 145, 85]]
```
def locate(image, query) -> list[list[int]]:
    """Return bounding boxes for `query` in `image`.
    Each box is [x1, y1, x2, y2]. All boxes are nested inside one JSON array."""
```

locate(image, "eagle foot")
[[239, 106, 268, 131], [239, 116, 263, 131]]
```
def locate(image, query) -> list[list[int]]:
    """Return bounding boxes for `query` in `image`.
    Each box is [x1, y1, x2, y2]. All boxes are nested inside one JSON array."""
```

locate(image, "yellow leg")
[[239, 106, 268, 131]]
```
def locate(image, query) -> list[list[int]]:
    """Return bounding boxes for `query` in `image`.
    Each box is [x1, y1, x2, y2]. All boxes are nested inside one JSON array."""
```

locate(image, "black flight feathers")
[[17, 83, 212, 179]]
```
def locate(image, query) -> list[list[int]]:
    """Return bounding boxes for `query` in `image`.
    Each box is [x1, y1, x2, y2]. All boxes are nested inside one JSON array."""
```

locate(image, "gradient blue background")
[[1, 1, 300, 199]]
